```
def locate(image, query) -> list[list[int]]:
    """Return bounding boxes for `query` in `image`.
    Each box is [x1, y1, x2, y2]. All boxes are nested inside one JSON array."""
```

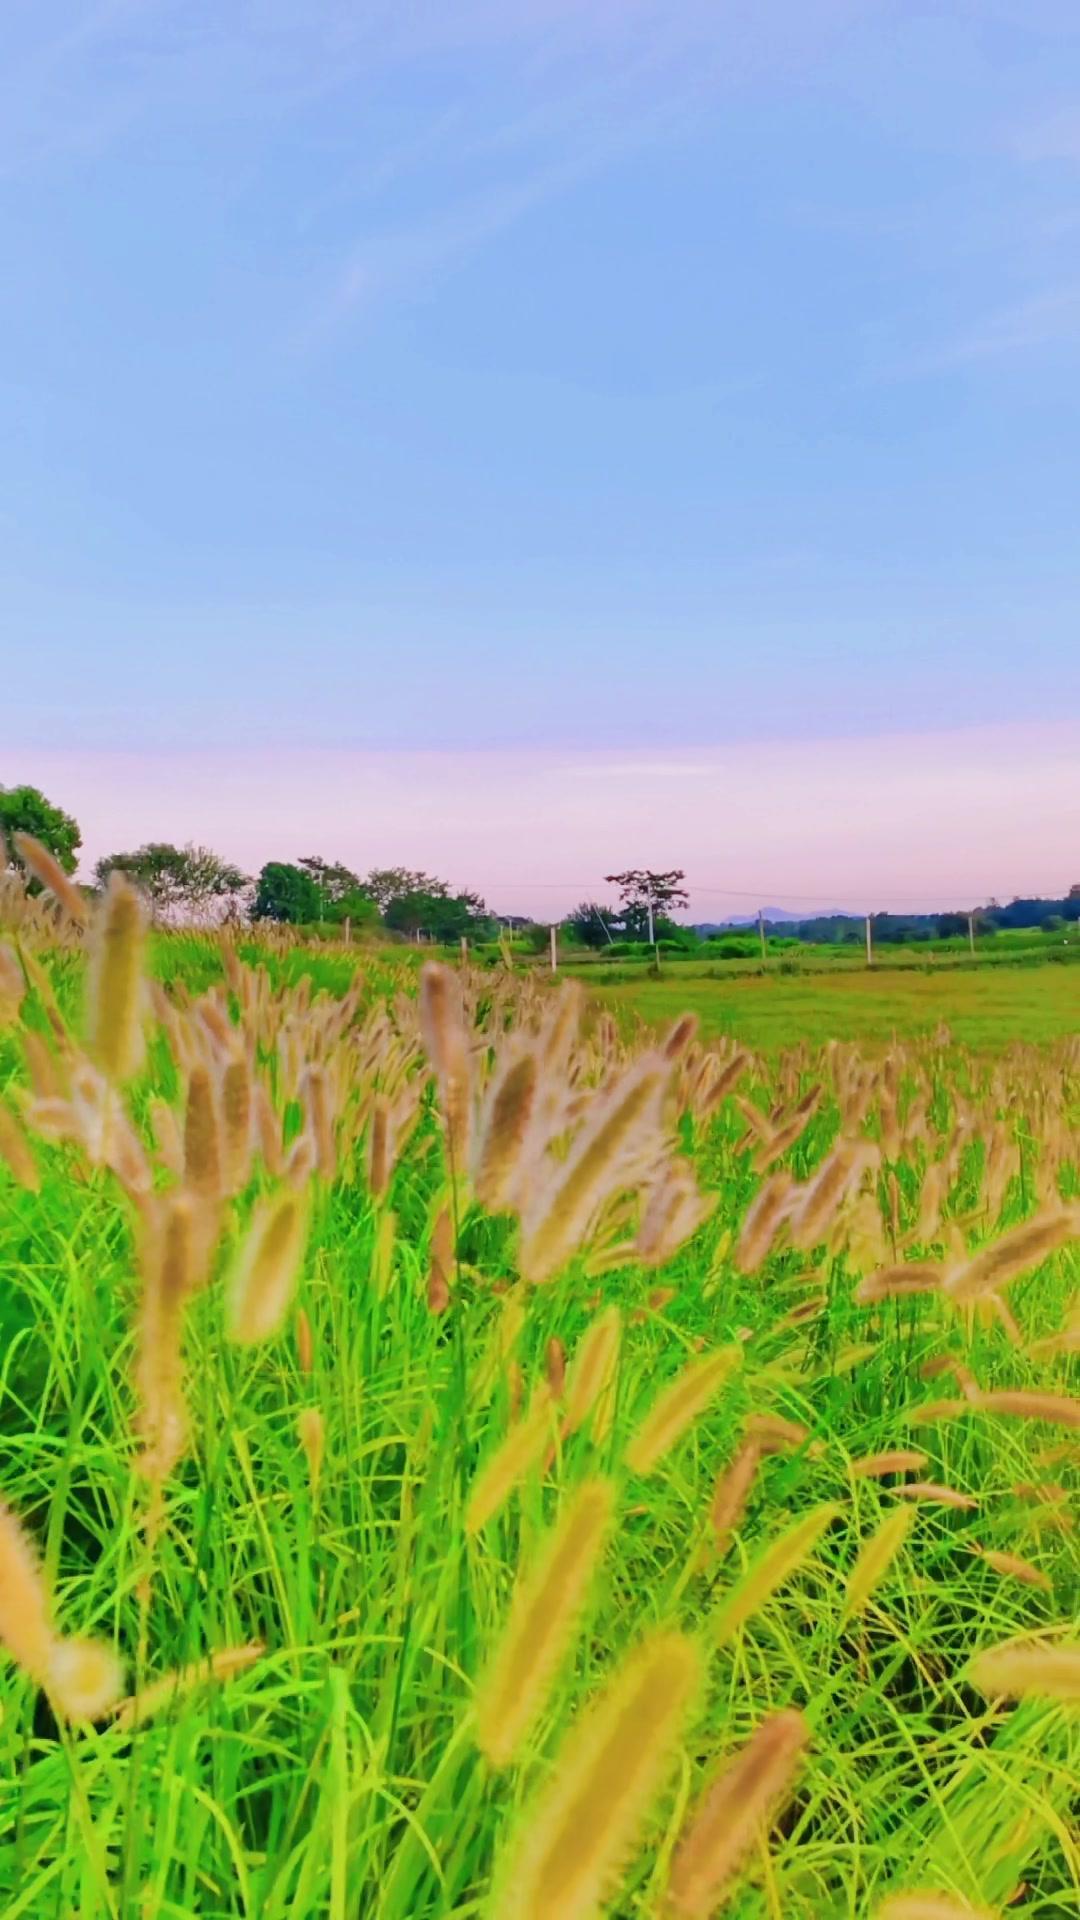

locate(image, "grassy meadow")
[[596, 964, 1080, 1053], [0, 870, 1077, 1919]]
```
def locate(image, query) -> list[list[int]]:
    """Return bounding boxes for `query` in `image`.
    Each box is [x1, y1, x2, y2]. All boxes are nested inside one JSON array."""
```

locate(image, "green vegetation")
[[595, 961, 1080, 1051], [96, 843, 250, 923], [0, 892, 1076, 1917], [0, 782, 81, 875]]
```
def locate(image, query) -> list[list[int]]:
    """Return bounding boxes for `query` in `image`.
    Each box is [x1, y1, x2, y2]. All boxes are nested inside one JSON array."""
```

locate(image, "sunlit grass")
[[0, 910, 1076, 1918]]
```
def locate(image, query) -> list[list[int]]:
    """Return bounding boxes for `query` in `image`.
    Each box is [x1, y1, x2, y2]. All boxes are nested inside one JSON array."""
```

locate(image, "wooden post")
[[967, 913, 975, 956], [758, 908, 767, 965], [865, 914, 873, 968], [461, 935, 468, 965], [550, 924, 558, 973]]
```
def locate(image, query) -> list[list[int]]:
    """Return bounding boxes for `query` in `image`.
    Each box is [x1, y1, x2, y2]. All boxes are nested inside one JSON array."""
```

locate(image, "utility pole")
[[461, 935, 468, 965], [343, 917, 351, 946], [646, 890, 655, 950], [967, 913, 975, 956], [550, 924, 558, 972], [758, 908, 767, 965], [865, 914, 873, 968]]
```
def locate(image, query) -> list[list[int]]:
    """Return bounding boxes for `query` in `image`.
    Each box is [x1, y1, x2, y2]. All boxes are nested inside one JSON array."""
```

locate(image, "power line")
[[475, 878, 1045, 906]]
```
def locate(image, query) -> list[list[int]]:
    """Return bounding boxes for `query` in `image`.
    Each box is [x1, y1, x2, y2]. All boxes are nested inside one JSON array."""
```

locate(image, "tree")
[[298, 856, 359, 905], [603, 868, 689, 943], [384, 887, 492, 943], [96, 843, 249, 924], [565, 900, 619, 948], [364, 867, 446, 912], [253, 862, 323, 924], [297, 856, 378, 929], [0, 784, 81, 875]]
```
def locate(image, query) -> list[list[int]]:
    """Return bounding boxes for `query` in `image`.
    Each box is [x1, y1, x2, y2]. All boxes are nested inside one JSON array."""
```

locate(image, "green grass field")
[[142, 928, 1079, 1055], [596, 961, 1080, 1051], [0, 911, 1076, 1918]]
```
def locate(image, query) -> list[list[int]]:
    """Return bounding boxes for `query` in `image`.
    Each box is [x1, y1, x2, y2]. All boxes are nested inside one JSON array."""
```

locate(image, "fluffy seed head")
[[667, 1709, 808, 1917], [227, 1190, 309, 1345], [710, 1442, 761, 1553], [367, 1094, 391, 1198], [495, 1630, 701, 1920], [944, 1207, 1078, 1303], [842, 1506, 915, 1623], [545, 1336, 566, 1396], [47, 1637, 125, 1722], [466, 1388, 554, 1534], [135, 1193, 195, 1482], [473, 1045, 539, 1212], [419, 962, 473, 1172], [0, 1502, 54, 1684], [298, 1407, 325, 1494], [184, 1065, 223, 1201], [109, 1643, 263, 1731], [713, 1504, 841, 1647], [969, 1545, 1051, 1591], [625, 1346, 740, 1476], [850, 1450, 928, 1478], [562, 1307, 622, 1440], [0, 1103, 39, 1191], [972, 1389, 1080, 1429], [967, 1638, 1080, 1702], [12, 833, 87, 925], [476, 1477, 614, 1767], [519, 1056, 669, 1283], [86, 873, 146, 1083], [221, 1054, 253, 1194], [855, 1262, 943, 1303], [892, 1483, 977, 1509], [734, 1170, 793, 1273]]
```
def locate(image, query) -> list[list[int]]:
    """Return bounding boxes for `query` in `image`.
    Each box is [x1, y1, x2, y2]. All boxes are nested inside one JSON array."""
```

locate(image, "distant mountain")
[[693, 907, 850, 932]]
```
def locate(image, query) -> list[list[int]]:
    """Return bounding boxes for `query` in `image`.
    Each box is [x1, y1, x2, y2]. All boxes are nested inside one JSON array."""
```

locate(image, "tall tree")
[[96, 843, 249, 924], [0, 784, 81, 875], [384, 887, 492, 943], [603, 868, 689, 943], [297, 856, 360, 904], [253, 862, 323, 924], [365, 868, 447, 912], [296, 855, 379, 928], [565, 900, 618, 948]]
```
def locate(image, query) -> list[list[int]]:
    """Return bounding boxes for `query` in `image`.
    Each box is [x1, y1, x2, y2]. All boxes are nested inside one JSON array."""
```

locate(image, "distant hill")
[[693, 907, 846, 932], [692, 893, 1080, 945]]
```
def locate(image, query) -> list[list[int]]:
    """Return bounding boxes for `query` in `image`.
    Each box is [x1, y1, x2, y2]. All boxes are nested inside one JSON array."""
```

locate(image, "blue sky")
[[2, 2, 1079, 909]]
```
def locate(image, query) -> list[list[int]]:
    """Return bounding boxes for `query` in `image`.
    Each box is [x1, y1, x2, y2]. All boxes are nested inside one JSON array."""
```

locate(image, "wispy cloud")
[[950, 284, 1080, 360], [888, 283, 1080, 378]]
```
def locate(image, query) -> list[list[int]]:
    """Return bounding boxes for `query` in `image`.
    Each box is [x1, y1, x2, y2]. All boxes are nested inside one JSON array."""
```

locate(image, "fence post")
[[865, 915, 873, 967], [758, 908, 767, 965], [550, 924, 558, 972]]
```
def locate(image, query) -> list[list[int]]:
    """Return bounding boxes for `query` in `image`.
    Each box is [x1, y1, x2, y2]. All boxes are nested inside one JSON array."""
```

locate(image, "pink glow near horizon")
[[4, 723, 1078, 919]]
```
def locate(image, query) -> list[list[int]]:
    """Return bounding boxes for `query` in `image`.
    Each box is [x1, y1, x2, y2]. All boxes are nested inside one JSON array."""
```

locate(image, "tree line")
[[3, 782, 1078, 947], [0, 785, 495, 940]]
